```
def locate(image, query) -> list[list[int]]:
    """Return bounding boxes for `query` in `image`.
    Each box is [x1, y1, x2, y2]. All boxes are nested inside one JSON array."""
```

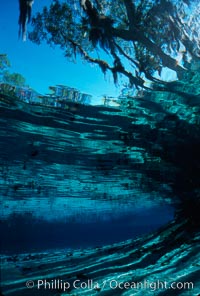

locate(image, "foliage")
[[2, 71, 26, 87], [0, 54, 26, 87], [29, 0, 200, 91], [0, 54, 11, 70]]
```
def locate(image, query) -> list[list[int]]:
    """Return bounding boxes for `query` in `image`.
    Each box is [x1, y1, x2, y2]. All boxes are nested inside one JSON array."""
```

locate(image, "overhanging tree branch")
[[112, 27, 186, 77], [123, 0, 136, 28], [28, 0, 199, 93], [114, 41, 167, 86], [64, 36, 146, 88]]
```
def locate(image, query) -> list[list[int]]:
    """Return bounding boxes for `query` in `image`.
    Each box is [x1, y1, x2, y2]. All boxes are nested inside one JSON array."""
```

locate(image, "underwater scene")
[[0, 0, 200, 295]]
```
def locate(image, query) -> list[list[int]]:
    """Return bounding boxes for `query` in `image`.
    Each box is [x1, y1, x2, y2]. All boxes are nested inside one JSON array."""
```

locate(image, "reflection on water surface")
[[1, 100, 174, 253]]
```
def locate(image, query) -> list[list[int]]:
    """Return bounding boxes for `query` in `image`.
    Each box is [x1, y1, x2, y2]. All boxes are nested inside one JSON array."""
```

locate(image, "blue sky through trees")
[[0, 0, 121, 102]]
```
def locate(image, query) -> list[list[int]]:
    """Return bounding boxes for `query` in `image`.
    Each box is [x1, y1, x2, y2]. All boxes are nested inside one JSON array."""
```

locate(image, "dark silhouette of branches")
[[18, 0, 34, 41], [28, 0, 200, 91]]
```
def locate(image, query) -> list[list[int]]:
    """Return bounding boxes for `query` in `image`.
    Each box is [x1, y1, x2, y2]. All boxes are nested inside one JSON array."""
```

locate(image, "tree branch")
[[66, 37, 112, 71], [114, 41, 167, 85], [64, 36, 147, 89], [123, 0, 136, 28], [112, 27, 186, 76], [114, 42, 139, 68]]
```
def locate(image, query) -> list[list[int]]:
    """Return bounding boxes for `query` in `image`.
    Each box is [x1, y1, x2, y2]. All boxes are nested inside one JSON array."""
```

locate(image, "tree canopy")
[[29, 0, 200, 92], [27, 0, 200, 227], [0, 54, 26, 87], [0, 54, 11, 70], [2, 71, 26, 87]]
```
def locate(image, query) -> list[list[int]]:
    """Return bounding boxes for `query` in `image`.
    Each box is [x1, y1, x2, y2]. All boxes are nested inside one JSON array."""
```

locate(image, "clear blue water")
[[0, 102, 175, 254], [1, 204, 174, 253]]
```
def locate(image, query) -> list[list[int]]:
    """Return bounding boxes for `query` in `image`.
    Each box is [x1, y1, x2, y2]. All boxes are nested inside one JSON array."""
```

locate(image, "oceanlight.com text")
[[26, 278, 194, 292]]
